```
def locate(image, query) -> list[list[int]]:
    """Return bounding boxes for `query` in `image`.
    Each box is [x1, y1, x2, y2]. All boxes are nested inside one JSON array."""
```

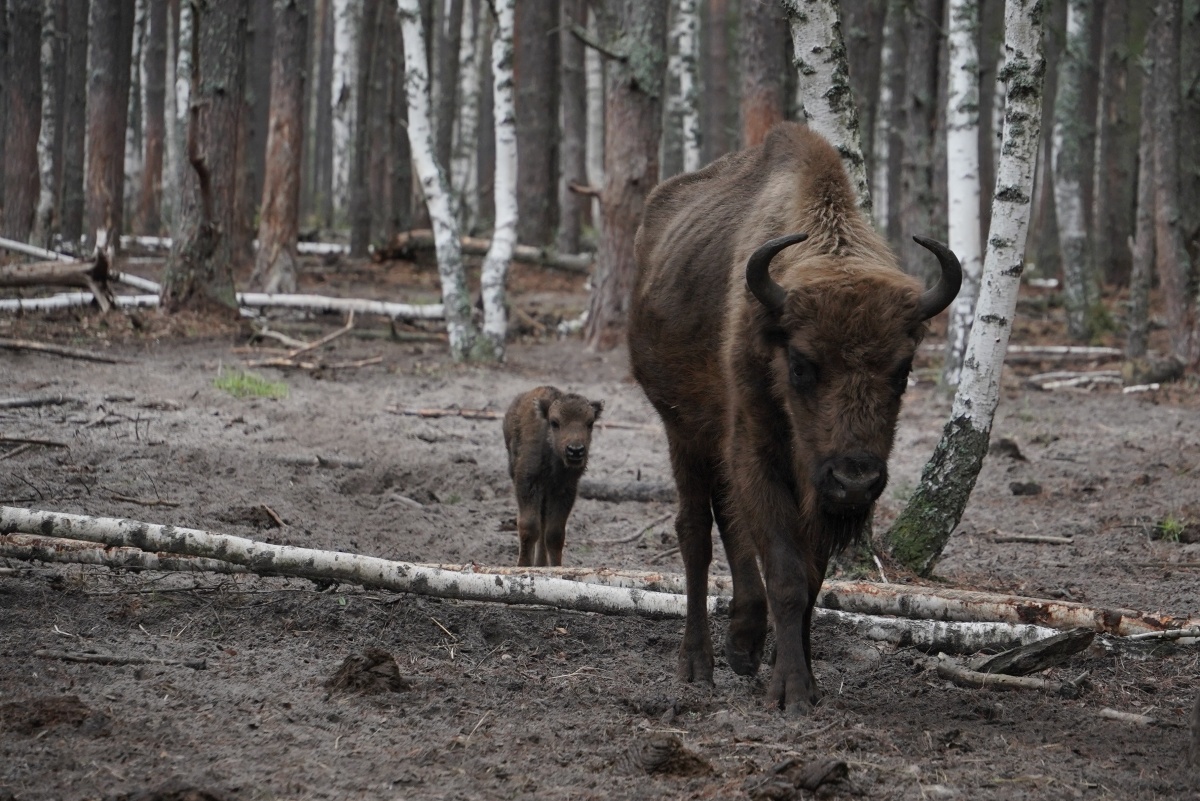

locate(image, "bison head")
[[538, 392, 604, 470], [743, 233, 961, 530]]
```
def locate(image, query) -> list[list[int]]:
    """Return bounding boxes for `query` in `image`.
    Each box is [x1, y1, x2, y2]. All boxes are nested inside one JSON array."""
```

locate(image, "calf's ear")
[[590, 400, 605, 420], [537, 397, 554, 418]]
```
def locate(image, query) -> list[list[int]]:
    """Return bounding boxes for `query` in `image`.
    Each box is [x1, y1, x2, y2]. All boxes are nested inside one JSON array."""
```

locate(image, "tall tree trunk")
[[136, 0, 167, 235], [58, 0, 89, 245], [1030, 0, 1065, 281], [124, 0, 146, 224], [315, 0, 335, 226], [398, 0, 484, 361], [0, 0, 8, 219], [1151, 0, 1195, 365], [167, 0, 191, 240], [701, 0, 730, 163], [663, 0, 700, 177], [480, 0, 517, 360], [432, 0, 462, 175], [584, 6, 605, 232], [251, 0, 309, 293], [840, 0, 887, 187], [556, 0, 586, 254], [1091, 0, 1133, 286], [2, 0, 43, 241], [449, 0, 481, 233], [898, 0, 945, 277], [583, 0, 667, 351], [1053, 0, 1102, 341], [85, 0, 137, 249], [872, 0, 905, 242], [942, 0, 985, 388], [1181, 0, 1200, 294], [160, 0, 248, 316], [233, 0, 273, 265], [349, 0, 380, 255], [738, 0, 787, 148], [782, 0, 873, 216], [35, 0, 67, 246], [331, 0, 358, 225], [472, 3, 493, 226], [886, 0, 1045, 576], [514, 0, 558, 246], [1126, 11, 1157, 360], [388, 3, 412, 238]]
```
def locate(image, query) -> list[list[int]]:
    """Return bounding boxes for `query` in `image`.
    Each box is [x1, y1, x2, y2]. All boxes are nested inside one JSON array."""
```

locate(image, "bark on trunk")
[[388, 3, 413, 237], [58, 0, 89, 245], [449, 0, 480, 233], [942, 0, 985, 387], [897, 0, 944, 276], [1126, 11, 1157, 360], [583, 0, 667, 352], [871, 0, 905, 239], [478, 0, 517, 361], [34, 0, 66, 246], [251, 0, 309, 294], [513, 0, 558, 247], [584, 7, 605, 225], [135, 0, 167, 235], [349, 0, 381, 256], [738, 0, 787, 148], [330, 0, 358, 224], [782, 0, 872, 217], [159, 0, 248, 316], [1091, 0, 1133, 287], [886, 0, 1045, 575], [556, 0, 586, 254], [3, 0, 43, 242], [84, 0, 137, 249], [1053, 0, 1102, 342], [677, 0, 700, 173], [700, 0, 730, 163], [432, 0, 463, 176]]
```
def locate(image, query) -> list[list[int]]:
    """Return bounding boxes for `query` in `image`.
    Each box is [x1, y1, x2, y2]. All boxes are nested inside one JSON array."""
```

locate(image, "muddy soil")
[[2, 258, 1199, 800]]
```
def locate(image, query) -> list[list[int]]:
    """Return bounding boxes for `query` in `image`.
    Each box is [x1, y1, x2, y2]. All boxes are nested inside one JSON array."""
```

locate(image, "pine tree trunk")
[[584, 7, 605, 227], [942, 0, 984, 388], [34, 0, 66, 246], [556, 0, 586, 254], [349, 0, 380, 256], [1181, 0, 1200, 293], [231, 0, 273, 266], [85, 0, 137, 249], [514, 0, 558, 246], [700, 0, 730, 163], [432, 0, 463, 176], [886, 0, 1045, 576], [160, 0, 248, 317], [1151, 0, 1196, 365], [0, 0, 7, 218], [1091, 0, 1133, 286], [58, 0, 89, 245], [2, 0, 43, 242], [315, 0, 335, 226], [387, 4, 413, 237], [1126, 13, 1157, 360], [398, 0, 483, 361], [479, 0, 517, 361], [583, 0, 667, 352], [783, 0, 872, 216], [839, 0, 886, 186], [135, 0, 167, 235], [449, 0, 481, 233], [1053, 0, 1101, 342], [738, 0, 787, 148], [897, 0, 944, 275], [251, 0, 308, 294], [871, 0, 904, 240]]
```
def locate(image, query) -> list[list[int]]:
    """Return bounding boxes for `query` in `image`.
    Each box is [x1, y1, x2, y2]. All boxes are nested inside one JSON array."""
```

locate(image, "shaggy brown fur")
[[503, 386, 604, 567], [629, 123, 960, 714]]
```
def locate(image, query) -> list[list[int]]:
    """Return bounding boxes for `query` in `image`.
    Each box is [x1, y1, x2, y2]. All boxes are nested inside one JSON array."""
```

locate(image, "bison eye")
[[892, 360, 913, 395], [788, 351, 818, 392]]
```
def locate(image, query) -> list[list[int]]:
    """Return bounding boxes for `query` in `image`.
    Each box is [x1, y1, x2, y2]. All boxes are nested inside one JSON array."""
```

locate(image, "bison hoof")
[[676, 649, 714, 685], [725, 631, 764, 677], [767, 671, 820, 716]]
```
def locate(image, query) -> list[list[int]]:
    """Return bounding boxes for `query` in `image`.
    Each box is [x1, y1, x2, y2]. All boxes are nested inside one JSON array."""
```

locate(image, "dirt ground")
[[2, 255, 1199, 801]]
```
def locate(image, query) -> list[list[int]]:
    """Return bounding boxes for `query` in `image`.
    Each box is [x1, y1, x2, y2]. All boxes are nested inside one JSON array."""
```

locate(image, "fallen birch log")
[[120, 234, 351, 257], [0, 235, 76, 262], [920, 343, 1123, 362], [829, 610, 1057, 652], [0, 255, 116, 311], [235, 292, 442, 320], [0, 533, 251, 574], [380, 228, 593, 274], [935, 653, 1085, 696], [0, 292, 160, 312]]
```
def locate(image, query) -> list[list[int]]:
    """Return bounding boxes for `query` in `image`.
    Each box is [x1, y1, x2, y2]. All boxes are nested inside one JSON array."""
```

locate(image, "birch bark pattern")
[[781, 0, 872, 216], [34, 0, 63, 244], [942, 0, 984, 387], [584, 8, 605, 224], [886, 0, 1045, 576], [478, 0, 517, 361], [871, 0, 903, 235], [450, 0, 481, 232], [675, 0, 700, 172], [331, 0, 358, 222], [397, 0, 479, 361]]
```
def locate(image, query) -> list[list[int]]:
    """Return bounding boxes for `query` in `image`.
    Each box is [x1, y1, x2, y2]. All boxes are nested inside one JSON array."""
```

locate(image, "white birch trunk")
[[397, 0, 479, 361], [450, 0, 481, 232], [781, 0, 872, 216], [673, 0, 701, 173], [992, 43, 1006, 176], [886, 0, 1045, 575], [870, 0, 898, 232], [477, 0, 517, 360], [584, 7, 605, 232], [126, 0, 147, 217], [167, 0, 192, 239], [35, 1, 60, 245], [942, 0, 985, 387], [331, 0, 358, 223], [0, 291, 442, 318]]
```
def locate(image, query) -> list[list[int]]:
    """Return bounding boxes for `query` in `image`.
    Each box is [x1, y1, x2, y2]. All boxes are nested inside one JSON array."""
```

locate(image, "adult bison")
[[628, 123, 961, 714]]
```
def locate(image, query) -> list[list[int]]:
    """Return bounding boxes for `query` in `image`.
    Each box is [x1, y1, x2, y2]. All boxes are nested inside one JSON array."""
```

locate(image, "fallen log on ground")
[[0, 254, 116, 311], [0, 533, 251, 574], [970, 627, 1095, 675], [234, 292, 442, 320], [121, 234, 350, 256], [935, 653, 1086, 696], [34, 649, 206, 670], [379, 228, 592, 274], [0, 292, 160, 312], [0, 338, 132, 364], [578, 478, 677, 503]]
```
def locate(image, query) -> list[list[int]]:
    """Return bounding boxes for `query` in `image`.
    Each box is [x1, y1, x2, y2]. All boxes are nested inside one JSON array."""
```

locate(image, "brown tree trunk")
[[136, 0, 168, 235], [367, 0, 393, 240], [1030, 0, 1066, 280], [0, 0, 8, 218], [838, 0, 887, 175], [557, 0, 587, 254], [583, 0, 667, 351], [251, 0, 309, 294], [474, 3, 494, 228], [1151, 0, 1195, 364], [349, 0, 381, 256], [34, 0, 69, 245], [160, 0, 248, 316], [388, 3, 413, 238], [233, 0, 274, 267], [84, 0, 136, 249], [433, 0, 463, 173], [701, 0, 731, 163], [737, 0, 788, 148], [2, 0, 43, 241], [313, 0, 335, 227], [58, 0, 89, 244], [1181, 0, 1200, 277], [514, 0, 558, 246], [1126, 9, 1157, 359], [898, 0, 944, 277], [1091, 0, 1134, 286]]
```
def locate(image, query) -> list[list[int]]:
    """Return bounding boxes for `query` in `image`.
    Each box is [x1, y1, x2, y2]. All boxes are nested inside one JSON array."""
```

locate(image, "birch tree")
[[1126, 16, 1156, 360], [331, 0, 358, 223], [34, 0, 65, 245], [584, 8, 605, 229], [676, 0, 700, 172], [167, 0, 192, 239], [1053, 0, 1102, 341], [871, 0, 904, 237], [942, 0, 984, 387], [2, 0, 43, 242], [84, 0, 136, 250], [397, 0, 484, 361], [450, 0, 482, 232], [479, 0, 517, 361], [781, 0, 872, 216], [885, 0, 1046, 576]]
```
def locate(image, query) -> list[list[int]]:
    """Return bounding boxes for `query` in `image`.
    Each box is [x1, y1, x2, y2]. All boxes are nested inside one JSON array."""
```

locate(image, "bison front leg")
[[762, 538, 821, 715], [714, 496, 768, 676]]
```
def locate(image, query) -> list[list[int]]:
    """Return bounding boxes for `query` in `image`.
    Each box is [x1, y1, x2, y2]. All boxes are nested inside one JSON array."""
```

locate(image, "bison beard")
[[628, 123, 961, 714]]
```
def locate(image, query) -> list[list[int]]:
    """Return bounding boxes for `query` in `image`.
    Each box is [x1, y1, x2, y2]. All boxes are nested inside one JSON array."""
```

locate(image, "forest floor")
[[2, 252, 1199, 801]]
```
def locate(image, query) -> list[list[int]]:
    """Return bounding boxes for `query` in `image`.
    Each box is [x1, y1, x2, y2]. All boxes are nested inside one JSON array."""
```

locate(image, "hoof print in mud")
[[325, 647, 411, 695]]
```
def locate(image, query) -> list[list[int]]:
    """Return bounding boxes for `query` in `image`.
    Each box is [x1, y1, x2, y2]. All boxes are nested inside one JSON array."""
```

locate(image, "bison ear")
[[536, 397, 554, 418], [590, 400, 604, 420]]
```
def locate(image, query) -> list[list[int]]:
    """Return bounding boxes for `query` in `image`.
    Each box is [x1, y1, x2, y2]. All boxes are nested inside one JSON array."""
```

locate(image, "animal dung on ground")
[[325, 647, 411, 695], [620, 734, 713, 776], [503, 385, 603, 567]]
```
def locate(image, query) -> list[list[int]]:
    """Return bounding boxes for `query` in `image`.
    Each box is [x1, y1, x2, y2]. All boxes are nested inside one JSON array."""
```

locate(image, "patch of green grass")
[[443, 492, 462, 505], [213, 369, 288, 400], [1155, 516, 1187, 543]]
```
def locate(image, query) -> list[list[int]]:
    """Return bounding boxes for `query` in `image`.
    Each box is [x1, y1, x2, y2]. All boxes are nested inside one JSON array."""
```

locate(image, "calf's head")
[[746, 233, 961, 523], [538, 393, 604, 470]]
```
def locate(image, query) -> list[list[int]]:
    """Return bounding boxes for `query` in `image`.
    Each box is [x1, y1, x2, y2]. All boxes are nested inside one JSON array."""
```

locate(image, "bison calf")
[[503, 386, 603, 566]]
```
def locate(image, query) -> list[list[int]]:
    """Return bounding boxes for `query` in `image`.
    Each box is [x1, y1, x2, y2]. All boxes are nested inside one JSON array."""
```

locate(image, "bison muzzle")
[[628, 123, 961, 714]]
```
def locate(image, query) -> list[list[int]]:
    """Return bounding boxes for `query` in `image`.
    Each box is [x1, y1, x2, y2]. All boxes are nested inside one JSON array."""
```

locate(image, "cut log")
[[0, 338, 132, 364], [970, 627, 1095, 675], [120, 234, 351, 256], [0, 254, 116, 311], [378, 228, 593, 275], [0, 293, 160, 312], [234, 292, 443, 321], [935, 653, 1085, 696], [0, 236, 77, 262], [577, 478, 677, 503], [0, 532, 251, 574]]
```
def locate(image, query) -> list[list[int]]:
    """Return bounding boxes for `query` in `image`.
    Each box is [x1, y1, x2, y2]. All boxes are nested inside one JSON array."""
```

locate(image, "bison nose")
[[823, 454, 886, 509], [565, 444, 587, 462]]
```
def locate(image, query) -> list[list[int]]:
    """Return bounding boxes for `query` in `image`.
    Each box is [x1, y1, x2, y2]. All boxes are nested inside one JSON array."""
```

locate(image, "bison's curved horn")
[[746, 233, 809, 315], [913, 236, 963, 321]]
